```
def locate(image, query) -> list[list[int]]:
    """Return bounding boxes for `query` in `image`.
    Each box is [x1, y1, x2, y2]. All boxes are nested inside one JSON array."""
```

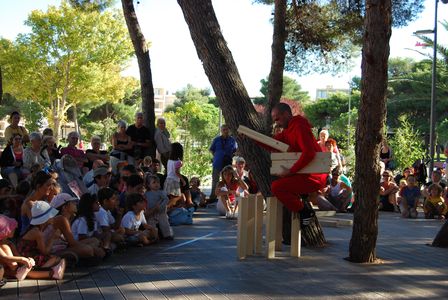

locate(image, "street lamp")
[[414, 0, 448, 176]]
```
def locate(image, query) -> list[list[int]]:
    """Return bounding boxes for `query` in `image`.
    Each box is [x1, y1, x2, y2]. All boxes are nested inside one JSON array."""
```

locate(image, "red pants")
[[271, 174, 327, 212]]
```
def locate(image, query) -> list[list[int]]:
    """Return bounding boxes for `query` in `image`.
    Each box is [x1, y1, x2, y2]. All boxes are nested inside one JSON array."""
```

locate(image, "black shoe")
[[299, 201, 315, 228]]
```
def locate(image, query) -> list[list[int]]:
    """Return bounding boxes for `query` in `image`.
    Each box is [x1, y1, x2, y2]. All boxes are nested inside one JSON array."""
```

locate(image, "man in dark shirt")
[[126, 112, 152, 164]]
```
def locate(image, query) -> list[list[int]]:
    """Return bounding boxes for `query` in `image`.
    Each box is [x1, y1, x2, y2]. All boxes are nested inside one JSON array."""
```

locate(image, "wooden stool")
[[237, 194, 264, 260], [266, 196, 301, 259]]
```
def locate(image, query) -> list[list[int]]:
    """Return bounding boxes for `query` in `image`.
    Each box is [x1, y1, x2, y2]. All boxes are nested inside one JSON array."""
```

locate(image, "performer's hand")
[[277, 165, 292, 177]]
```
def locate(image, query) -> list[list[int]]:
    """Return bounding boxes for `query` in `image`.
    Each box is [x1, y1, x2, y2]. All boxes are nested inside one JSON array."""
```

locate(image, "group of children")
[[381, 167, 448, 220], [0, 135, 213, 283]]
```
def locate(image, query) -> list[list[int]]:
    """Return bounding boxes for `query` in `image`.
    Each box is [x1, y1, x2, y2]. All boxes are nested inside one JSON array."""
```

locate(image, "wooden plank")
[[246, 195, 256, 256], [270, 152, 332, 174], [315, 210, 337, 217], [290, 213, 301, 258], [106, 266, 146, 300], [74, 271, 104, 300], [90, 268, 125, 300], [254, 194, 264, 255], [265, 197, 278, 259], [36, 279, 60, 300], [58, 270, 83, 300], [237, 125, 289, 152], [319, 217, 353, 227], [237, 196, 249, 260], [275, 199, 283, 251], [17, 278, 39, 299]]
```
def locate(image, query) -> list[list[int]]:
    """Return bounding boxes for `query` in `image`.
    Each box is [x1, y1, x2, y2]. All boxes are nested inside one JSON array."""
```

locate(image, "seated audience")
[[215, 165, 248, 219], [0, 133, 28, 188], [18, 201, 66, 279], [95, 188, 125, 246], [88, 165, 112, 196], [326, 167, 352, 212], [110, 120, 134, 162], [85, 136, 109, 170], [379, 170, 399, 212], [23, 132, 50, 170], [398, 175, 421, 218], [189, 177, 206, 208], [424, 183, 447, 219], [60, 131, 88, 172], [4, 111, 30, 145], [121, 193, 158, 246]]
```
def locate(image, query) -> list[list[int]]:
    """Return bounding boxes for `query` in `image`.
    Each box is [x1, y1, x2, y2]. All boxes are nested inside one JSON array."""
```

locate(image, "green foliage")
[[258, 75, 310, 104], [164, 85, 219, 179], [0, 93, 45, 132], [0, 3, 133, 139], [389, 115, 426, 170]]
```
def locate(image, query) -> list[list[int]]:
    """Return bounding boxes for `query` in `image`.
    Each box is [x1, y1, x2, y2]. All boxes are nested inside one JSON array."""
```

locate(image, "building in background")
[[316, 85, 350, 100], [154, 88, 177, 117]]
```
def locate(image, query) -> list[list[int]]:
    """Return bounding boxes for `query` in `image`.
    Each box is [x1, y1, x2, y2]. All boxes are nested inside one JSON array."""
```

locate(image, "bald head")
[[271, 103, 292, 129]]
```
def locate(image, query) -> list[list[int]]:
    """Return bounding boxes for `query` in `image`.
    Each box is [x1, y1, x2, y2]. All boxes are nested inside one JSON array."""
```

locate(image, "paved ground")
[[1, 206, 448, 299]]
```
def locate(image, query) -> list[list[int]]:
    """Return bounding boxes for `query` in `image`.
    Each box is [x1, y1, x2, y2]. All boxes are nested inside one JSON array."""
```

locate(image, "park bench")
[[236, 125, 332, 260]]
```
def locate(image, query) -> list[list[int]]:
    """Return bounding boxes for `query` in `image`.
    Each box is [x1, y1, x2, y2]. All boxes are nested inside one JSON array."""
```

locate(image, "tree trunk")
[[432, 220, 448, 247], [121, 0, 156, 158], [348, 0, 392, 263], [177, 0, 271, 196], [265, 0, 287, 129], [0, 66, 3, 104], [73, 104, 80, 137]]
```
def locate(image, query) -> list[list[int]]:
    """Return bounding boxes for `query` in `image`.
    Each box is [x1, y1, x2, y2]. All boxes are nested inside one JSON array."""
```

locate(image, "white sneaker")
[[225, 211, 232, 219]]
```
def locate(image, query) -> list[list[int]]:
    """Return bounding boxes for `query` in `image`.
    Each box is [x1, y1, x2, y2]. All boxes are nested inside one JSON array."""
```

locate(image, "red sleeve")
[[288, 119, 317, 174]]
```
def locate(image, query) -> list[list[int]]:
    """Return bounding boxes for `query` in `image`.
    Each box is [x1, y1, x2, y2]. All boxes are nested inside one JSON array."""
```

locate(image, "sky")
[[1, 0, 447, 99]]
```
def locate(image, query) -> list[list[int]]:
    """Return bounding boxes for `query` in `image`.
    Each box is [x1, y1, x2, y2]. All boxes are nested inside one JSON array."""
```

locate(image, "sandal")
[[16, 265, 32, 281], [51, 259, 66, 280]]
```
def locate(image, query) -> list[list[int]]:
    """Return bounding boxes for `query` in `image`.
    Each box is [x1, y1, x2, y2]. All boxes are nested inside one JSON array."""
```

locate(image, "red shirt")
[[274, 115, 321, 174]]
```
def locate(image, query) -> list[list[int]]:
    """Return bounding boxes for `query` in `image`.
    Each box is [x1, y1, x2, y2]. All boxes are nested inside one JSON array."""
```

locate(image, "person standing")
[[154, 118, 171, 172], [126, 112, 152, 165], [209, 124, 237, 203], [4, 111, 30, 145]]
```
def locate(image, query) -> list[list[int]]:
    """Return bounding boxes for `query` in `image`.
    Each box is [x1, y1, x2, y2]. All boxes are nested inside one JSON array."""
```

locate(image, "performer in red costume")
[[270, 103, 327, 224]]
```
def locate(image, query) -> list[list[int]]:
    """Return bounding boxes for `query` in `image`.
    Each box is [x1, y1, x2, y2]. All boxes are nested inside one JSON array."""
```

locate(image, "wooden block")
[[266, 197, 278, 258], [319, 219, 339, 227], [275, 198, 283, 251], [290, 213, 301, 257], [237, 196, 249, 260], [246, 195, 255, 255], [315, 210, 337, 217], [254, 194, 264, 254], [270, 152, 332, 174], [238, 125, 289, 152], [319, 217, 353, 227]]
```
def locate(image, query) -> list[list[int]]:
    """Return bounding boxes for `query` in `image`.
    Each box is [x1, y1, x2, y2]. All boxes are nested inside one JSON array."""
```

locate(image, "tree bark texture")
[[177, 0, 272, 196], [265, 0, 287, 130], [432, 220, 448, 247], [0, 66, 3, 104], [121, 0, 156, 157], [349, 0, 392, 263]]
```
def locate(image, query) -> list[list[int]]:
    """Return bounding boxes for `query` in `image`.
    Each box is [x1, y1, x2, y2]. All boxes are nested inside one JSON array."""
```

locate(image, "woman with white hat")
[[17, 201, 66, 280]]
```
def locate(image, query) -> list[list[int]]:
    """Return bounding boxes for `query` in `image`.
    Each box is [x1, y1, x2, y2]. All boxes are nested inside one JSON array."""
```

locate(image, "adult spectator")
[[0, 133, 27, 187], [380, 139, 394, 170], [394, 167, 412, 187], [83, 160, 105, 188], [60, 131, 88, 171], [85, 136, 109, 170], [42, 135, 61, 164], [154, 118, 171, 171], [326, 166, 352, 212], [23, 132, 50, 170], [379, 170, 399, 212], [4, 111, 29, 145], [209, 124, 237, 203], [54, 155, 88, 198], [126, 112, 152, 165], [111, 120, 133, 163]]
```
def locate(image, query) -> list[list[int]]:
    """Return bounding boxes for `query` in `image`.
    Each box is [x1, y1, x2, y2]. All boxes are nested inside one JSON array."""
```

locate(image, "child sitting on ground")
[[424, 183, 448, 220], [144, 175, 173, 240], [215, 165, 249, 219], [121, 193, 158, 246], [71, 193, 107, 258], [0, 215, 35, 281], [140, 156, 153, 174], [95, 187, 125, 247], [189, 177, 207, 208], [398, 175, 421, 218], [18, 201, 66, 279]]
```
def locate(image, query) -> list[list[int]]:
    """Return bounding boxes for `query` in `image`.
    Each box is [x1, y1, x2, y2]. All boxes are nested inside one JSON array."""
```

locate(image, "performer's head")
[[271, 103, 292, 129]]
